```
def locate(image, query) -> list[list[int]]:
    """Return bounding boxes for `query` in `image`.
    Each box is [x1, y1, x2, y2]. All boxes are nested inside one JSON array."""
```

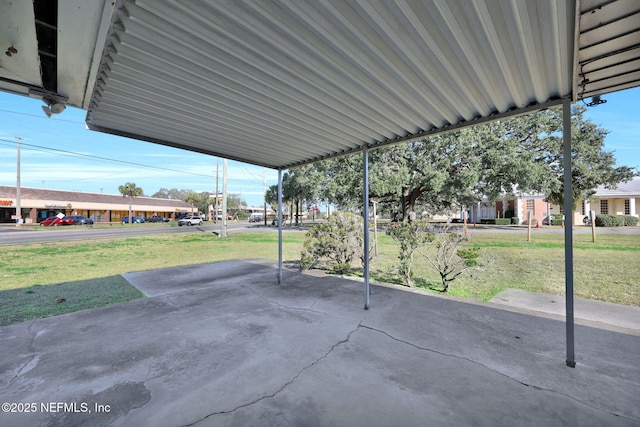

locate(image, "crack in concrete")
[[5, 324, 39, 389], [241, 284, 328, 316], [181, 322, 362, 427], [359, 324, 638, 423]]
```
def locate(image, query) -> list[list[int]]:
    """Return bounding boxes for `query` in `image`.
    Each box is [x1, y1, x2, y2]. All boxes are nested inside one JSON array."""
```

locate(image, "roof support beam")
[[563, 97, 576, 368]]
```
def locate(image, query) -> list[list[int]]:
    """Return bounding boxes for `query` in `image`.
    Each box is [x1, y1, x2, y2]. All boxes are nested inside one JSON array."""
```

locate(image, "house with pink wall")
[[468, 178, 640, 225]]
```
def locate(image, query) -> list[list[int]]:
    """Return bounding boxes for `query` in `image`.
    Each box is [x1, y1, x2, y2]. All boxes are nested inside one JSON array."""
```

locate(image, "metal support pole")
[[16, 137, 21, 227], [277, 169, 283, 284], [221, 159, 228, 238], [363, 148, 370, 310], [563, 98, 576, 368]]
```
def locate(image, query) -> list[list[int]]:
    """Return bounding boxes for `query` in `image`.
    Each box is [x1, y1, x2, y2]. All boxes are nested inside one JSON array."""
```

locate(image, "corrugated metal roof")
[[577, 0, 640, 101], [85, 0, 576, 168], [2, 0, 639, 169]]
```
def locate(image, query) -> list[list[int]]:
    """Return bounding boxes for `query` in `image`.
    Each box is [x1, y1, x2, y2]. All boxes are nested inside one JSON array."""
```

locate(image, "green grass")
[[0, 232, 305, 327], [0, 232, 305, 290], [364, 232, 639, 305], [0, 229, 638, 327], [0, 276, 145, 326]]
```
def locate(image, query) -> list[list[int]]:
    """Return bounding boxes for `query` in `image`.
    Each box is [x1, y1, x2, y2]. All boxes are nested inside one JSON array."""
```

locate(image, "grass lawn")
[[367, 231, 640, 306], [0, 276, 144, 326], [0, 229, 638, 327]]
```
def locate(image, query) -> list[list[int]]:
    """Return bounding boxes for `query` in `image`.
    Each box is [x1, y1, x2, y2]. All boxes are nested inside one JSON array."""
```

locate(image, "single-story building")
[[586, 177, 639, 219], [468, 177, 640, 225], [0, 186, 195, 224]]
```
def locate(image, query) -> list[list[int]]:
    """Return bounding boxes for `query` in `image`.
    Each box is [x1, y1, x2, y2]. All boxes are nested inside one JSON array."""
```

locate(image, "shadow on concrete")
[[1, 260, 638, 426]]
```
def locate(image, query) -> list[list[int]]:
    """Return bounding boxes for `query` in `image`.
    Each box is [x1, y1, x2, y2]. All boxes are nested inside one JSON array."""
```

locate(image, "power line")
[[0, 108, 84, 124], [0, 137, 216, 179]]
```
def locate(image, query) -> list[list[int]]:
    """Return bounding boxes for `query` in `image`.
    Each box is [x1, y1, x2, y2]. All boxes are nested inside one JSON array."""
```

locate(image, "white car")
[[178, 215, 203, 226]]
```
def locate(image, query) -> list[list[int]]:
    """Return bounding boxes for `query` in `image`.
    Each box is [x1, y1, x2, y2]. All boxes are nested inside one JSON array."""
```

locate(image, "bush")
[[595, 214, 639, 227], [511, 217, 520, 225], [595, 214, 623, 227], [300, 212, 363, 274], [387, 219, 434, 287], [480, 218, 511, 225], [418, 227, 493, 292]]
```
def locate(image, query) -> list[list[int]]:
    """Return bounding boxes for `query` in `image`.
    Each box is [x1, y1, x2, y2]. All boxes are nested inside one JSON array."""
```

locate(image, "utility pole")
[[15, 137, 21, 227]]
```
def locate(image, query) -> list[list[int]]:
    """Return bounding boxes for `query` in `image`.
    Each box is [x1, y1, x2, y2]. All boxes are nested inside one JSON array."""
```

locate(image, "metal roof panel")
[[2, 0, 639, 169]]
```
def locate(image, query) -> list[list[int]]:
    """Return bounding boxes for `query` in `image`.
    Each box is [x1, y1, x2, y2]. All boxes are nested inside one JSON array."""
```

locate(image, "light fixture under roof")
[[585, 95, 607, 107], [41, 97, 66, 118]]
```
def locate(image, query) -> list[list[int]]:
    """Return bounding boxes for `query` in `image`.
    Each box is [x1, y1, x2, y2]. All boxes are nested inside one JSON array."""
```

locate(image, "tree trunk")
[[296, 198, 300, 225], [400, 186, 425, 221], [289, 201, 294, 226]]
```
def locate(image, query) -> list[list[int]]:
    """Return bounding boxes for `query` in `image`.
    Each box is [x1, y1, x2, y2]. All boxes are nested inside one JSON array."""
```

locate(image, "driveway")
[[1, 260, 638, 426]]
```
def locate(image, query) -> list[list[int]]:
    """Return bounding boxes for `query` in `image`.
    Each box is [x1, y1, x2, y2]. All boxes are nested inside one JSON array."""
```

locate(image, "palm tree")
[[183, 191, 201, 214], [118, 182, 143, 224]]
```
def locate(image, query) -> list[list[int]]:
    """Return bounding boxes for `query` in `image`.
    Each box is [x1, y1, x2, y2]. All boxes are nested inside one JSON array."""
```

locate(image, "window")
[[624, 200, 630, 215], [526, 199, 535, 214], [600, 200, 608, 215]]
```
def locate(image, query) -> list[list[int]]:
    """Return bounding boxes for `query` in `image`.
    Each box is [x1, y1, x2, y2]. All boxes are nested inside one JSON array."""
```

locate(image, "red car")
[[40, 216, 74, 226]]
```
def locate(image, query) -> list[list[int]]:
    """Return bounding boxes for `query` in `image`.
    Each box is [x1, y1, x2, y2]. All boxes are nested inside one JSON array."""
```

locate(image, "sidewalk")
[[490, 288, 640, 333]]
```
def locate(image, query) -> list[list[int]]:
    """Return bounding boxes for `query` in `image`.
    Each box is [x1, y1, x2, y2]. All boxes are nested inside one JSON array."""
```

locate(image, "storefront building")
[[0, 186, 195, 224]]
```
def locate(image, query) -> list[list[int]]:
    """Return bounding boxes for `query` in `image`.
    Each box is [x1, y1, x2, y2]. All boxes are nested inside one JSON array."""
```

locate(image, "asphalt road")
[[0, 222, 279, 245]]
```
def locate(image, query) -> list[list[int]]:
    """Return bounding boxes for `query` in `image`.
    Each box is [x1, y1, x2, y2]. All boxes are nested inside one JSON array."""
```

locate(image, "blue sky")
[[0, 93, 279, 207], [1, 87, 639, 207]]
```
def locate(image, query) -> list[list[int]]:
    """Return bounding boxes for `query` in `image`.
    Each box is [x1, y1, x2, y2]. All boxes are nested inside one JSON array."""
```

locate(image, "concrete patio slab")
[[1, 260, 638, 426]]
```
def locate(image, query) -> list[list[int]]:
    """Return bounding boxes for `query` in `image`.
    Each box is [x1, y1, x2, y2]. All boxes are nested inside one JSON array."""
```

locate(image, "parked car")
[[178, 215, 203, 226], [67, 215, 94, 225], [146, 215, 169, 223], [40, 216, 74, 226], [248, 214, 263, 223], [122, 216, 145, 224]]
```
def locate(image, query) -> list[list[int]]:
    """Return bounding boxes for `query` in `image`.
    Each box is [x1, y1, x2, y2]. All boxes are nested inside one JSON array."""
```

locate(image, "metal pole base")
[[566, 360, 576, 368]]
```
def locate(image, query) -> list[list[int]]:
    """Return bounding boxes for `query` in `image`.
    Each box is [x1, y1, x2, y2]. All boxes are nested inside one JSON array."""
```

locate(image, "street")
[[0, 222, 278, 245]]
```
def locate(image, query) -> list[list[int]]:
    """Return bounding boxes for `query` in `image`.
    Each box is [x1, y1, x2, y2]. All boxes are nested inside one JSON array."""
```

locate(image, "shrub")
[[300, 212, 363, 274], [511, 217, 520, 225], [419, 227, 493, 292], [387, 219, 434, 287], [595, 214, 624, 227], [595, 214, 639, 227], [551, 214, 564, 225], [480, 218, 511, 225], [622, 215, 639, 226]]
